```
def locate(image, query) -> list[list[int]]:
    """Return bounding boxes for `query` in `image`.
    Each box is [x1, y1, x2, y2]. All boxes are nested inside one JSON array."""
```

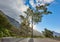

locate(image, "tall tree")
[[20, 3, 52, 37], [24, 3, 52, 37], [20, 14, 31, 37]]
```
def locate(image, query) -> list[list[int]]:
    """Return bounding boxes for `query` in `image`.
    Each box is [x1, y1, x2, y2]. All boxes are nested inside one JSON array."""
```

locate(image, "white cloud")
[[44, 0, 54, 3], [30, 0, 54, 7], [16, 0, 28, 12], [30, 0, 36, 7], [35, 0, 54, 3]]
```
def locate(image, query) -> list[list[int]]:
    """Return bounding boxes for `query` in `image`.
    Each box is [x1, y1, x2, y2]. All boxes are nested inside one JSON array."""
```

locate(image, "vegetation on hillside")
[[0, 11, 21, 38], [42, 28, 53, 38]]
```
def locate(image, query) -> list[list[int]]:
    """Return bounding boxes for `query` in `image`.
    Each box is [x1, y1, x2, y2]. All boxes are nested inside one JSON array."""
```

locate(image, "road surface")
[[0, 38, 60, 42]]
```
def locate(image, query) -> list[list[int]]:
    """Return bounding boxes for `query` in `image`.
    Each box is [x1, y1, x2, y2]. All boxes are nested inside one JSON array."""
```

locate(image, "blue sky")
[[35, 0, 60, 33], [0, 0, 60, 33]]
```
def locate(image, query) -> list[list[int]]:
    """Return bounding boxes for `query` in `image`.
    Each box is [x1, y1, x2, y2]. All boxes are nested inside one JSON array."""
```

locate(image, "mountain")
[[33, 30, 43, 36], [53, 31, 60, 37], [0, 10, 20, 28], [6, 14, 20, 28], [0, 10, 22, 37]]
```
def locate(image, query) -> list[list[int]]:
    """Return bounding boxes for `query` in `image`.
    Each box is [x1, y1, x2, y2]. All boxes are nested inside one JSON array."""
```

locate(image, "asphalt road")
[[17, 38, 60, 42], [0, 38, 60, 42], [33, 38, 60, 42]]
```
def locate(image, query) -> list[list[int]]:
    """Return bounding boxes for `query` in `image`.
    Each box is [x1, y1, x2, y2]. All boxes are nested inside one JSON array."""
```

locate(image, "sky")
[[0, 0, 60, 33]]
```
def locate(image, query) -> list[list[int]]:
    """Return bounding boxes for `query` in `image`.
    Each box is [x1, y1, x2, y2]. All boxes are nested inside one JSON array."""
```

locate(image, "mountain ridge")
[[0, 10, 20, 28], [53, 31, 60, 37]]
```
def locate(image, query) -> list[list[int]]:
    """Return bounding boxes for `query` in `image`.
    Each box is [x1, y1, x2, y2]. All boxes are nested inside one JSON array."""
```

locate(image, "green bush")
[[0, 31, 3, 38], [42, 28, 54, 38]]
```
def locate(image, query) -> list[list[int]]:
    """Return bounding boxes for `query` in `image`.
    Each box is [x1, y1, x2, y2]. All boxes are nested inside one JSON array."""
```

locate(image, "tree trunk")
[[26, 14, 29, 37], [31, 16, 33, 38]]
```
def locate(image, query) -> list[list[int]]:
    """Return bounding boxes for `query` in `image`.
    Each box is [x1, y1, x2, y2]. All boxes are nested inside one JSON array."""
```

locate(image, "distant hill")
[[53, 31, 60, 37], [0, 10, 21, 37], [0, 10, 12, 29], [0, 10, 20, 28], [33, 30, 42, 36], [6, 14, 20, 28]]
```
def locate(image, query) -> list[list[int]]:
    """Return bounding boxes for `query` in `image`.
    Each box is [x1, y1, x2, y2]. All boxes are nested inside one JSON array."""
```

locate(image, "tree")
[[42, 28, 53, 38], [20, 14, 31, 37], [20, 1, 52, 37], [24, 3, 52, 37]]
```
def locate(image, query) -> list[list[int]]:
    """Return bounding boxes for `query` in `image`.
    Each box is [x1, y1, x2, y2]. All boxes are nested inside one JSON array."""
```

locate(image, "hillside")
[[33, 30, 42, 36], [0, 10, 20, 28], [0, 10, 21, 37], [53, 31, 60, 37], [0, 10, 12, 29]]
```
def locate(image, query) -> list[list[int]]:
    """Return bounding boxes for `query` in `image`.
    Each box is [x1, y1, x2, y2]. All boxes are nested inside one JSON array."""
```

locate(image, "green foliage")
[[3, 29, 11, 37], [42, 28, 53, 38], [0, 11, 21, 38], [0, 12, 12, 29], [24, 4, 52, 24], [0, 26, 11, 37], [0, 31, 3, 38], [20, 21, 31, 37]]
